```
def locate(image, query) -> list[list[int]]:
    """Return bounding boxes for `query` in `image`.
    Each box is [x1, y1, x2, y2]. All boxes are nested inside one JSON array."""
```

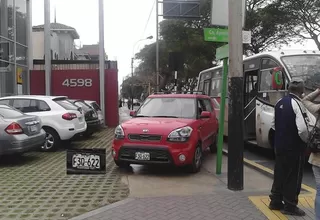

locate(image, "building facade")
[[32, 22, 80, 60], [0, 0, 32, 97]]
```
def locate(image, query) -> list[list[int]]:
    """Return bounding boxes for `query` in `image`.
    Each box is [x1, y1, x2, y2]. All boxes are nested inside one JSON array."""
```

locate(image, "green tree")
[[122, 0, 300, 94], [276, 0, 320, 49]]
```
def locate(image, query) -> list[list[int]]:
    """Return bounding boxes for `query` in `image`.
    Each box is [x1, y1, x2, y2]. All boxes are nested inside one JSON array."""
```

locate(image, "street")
[[238, 143, 316, 189]]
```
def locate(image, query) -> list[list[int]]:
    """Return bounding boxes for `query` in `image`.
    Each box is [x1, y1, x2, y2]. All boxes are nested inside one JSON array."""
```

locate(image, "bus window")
[[258, 68, 287, 105], [262, 59, 279, 70], [203, 80, 210, 95]]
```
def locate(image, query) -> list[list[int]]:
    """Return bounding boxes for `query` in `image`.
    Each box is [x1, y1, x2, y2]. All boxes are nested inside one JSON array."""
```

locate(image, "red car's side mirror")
[[200, 111, 211, 119], [129, 111, 136, 117]]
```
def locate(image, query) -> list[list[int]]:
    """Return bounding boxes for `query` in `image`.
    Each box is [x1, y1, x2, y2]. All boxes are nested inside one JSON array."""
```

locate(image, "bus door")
[[256, 58, 287, 148], [243, 70, 258, 141]]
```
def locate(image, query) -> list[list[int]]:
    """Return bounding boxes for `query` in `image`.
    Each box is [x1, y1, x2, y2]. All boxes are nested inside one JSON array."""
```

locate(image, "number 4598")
[[62, 79, 93, 87]]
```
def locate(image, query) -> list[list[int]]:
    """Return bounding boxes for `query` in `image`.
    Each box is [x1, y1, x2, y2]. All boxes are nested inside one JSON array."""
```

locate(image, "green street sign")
[[216, 44, 229, 60], [204, 28, 228, 42]]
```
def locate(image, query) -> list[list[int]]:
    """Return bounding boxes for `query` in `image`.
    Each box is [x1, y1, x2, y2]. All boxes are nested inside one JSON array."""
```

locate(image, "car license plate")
[[135, 152, 150, 160], [29, 125, 37, 132], [78, 117, 83, 122], [72, 154, 101, 169]]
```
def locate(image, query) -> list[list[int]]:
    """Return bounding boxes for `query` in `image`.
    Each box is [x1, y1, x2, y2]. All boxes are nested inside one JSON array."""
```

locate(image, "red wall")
[[30, 69, 119, 127]]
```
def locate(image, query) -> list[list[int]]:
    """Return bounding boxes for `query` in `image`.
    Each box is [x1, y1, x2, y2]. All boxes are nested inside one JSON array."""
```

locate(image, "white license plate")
[[29, 125, 37, 132], [72, 154, 101, 169], [135, 152, 150, 160]]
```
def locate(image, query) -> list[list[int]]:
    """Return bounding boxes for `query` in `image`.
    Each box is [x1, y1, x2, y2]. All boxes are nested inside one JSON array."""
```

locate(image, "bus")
[[197, 50, 320, 149]]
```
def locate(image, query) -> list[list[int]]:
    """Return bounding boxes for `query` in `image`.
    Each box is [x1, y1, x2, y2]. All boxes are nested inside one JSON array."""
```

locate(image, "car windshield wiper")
[[152, 115, 179, 118]]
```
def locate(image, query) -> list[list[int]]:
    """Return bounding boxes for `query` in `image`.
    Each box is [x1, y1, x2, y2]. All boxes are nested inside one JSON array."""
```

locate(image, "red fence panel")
[[105, 69, 119, 127], [30, 70, 45, 95], [30, 69, 119, 127], [51, 69, 100, 102]]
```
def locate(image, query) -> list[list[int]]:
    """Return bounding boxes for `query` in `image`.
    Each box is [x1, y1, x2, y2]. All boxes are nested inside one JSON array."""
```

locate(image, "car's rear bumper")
[[86, 119, 102, 133], [0, 130, 46, 155], [58, 124, 87, 140]]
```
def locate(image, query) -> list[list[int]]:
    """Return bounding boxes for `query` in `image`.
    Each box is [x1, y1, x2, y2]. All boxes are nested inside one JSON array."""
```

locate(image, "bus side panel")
[[256, 99, 273, 149]]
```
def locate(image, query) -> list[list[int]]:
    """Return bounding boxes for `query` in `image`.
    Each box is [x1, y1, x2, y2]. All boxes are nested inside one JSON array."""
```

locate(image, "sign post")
[[215, 44, 229, 175]]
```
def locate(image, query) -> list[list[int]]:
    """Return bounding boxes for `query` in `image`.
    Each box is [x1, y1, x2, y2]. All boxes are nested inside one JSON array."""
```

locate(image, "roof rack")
[[152, 91, 206, 95], [182, 91, 205, 95]]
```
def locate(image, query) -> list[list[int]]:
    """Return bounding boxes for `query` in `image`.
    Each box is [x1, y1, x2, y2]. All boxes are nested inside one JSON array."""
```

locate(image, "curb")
[[222, 149, 316, 194], [68, 198, 135, 220]]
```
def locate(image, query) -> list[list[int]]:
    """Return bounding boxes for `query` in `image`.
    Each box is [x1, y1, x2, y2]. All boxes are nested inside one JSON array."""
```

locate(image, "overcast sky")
[[32, 0, 317, 86]]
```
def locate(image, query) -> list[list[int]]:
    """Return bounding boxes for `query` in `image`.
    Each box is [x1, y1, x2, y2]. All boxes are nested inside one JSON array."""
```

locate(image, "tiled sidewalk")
[[70, 192, 268, 220]]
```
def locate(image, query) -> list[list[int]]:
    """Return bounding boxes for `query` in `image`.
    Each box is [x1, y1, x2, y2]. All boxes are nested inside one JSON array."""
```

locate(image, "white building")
[[32, 22, 80, 60]]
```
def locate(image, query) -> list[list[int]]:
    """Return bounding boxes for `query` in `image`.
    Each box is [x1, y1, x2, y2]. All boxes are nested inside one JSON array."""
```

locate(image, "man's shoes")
[[281, 206, 306, 216], [269, 201, 284, 210]]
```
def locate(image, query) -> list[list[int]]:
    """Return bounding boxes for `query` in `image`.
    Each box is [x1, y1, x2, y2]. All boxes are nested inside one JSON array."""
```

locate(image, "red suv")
[[112, 93, 219, 173]]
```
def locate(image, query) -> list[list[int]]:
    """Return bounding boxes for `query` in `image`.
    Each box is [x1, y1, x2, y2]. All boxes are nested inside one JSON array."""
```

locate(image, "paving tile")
[[249, 194, 315, 220], [0, 128, 129, 220], [71, 193, 268, 220]]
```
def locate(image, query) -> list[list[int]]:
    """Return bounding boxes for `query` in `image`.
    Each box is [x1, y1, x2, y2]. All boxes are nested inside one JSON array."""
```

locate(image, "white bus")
[[197, 50, 320, 149]]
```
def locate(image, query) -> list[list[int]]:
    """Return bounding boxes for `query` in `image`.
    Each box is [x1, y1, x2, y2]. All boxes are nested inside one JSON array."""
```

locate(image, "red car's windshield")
[[136, 97, 196, 119]]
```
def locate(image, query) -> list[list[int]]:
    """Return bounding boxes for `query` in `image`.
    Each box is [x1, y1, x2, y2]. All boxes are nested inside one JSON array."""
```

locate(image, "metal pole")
[[26, 0, 33, 95], [98, 0, 106, 126], [13, 0, 17, 95], [227, 0, 244, 191], [131, 57, 134, 110], [216, 58, 228, 174], [155, 0, 159, 92], [44, 0, 51, 96], [174, 70, 177, 92]]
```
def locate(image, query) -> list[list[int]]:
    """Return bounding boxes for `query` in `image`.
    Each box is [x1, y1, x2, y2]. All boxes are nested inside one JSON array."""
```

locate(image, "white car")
[[0, 95, 87, 151], [84, 100, 104, 125]]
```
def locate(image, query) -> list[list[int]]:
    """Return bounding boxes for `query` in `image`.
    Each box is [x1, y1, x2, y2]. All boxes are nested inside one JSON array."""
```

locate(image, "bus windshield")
[[281, 55, 320, 89]]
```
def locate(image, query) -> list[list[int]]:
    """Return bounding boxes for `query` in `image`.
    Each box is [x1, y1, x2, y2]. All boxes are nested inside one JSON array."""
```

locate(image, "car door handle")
[[198, 126, 202, 130], [257, 103, 260, 106]]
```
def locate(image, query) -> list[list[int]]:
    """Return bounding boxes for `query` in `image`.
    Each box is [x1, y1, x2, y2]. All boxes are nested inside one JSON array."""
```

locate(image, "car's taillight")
[[62, 113, 77, 120], [5, 122, 23, 135]]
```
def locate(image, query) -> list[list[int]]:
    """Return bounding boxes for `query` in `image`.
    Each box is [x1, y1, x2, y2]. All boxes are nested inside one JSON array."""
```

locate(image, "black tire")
[[41, 127, 61, 152], [188, 144, 203, 173], [209, 134, 218, 154], [83, 132, 94, 138], [114, 160, 130, 168]]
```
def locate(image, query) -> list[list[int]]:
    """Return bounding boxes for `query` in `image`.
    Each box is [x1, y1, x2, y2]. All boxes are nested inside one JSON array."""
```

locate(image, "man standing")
[[269, 78, 310, 216]]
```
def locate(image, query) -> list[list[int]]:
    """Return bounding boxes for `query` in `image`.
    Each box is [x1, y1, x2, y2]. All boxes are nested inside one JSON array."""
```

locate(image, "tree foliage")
[[276, 0, 320, 49], [121, 0, 307, 97]]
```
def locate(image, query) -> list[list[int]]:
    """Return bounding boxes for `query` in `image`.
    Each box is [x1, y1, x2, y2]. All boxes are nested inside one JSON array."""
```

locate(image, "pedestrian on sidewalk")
[[269, 78, 311, 216], [302, 88, 320, 219]]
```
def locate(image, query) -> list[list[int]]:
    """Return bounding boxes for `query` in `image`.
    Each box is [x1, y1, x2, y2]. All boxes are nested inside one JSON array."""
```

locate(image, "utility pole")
[[155, 0, 159, 92], [98, 0, 105, 126], [44, 0, 51, 96], [227, 0, 244, 191], [131, 57, 134, 110]]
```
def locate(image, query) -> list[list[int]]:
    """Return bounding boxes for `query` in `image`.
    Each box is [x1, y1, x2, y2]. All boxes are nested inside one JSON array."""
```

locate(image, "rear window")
[[55, 99, 78, 110], [91, 102, 101, 111], [0, 107, 24, 118], [74, 101, 92, 111]]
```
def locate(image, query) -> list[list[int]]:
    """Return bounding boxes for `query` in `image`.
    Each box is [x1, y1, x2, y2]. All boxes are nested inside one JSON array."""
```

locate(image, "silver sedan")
[[0, 104, 46, 155]]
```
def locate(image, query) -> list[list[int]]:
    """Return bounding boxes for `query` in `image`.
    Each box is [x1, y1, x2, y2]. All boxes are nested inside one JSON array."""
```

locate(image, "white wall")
[[32, 31, 75, 60], [58, 33, 75, 60], [32, 31, 44, 59]]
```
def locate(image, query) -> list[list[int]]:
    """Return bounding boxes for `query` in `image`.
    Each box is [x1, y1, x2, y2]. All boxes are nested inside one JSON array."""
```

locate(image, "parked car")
[[111, 92, 219, 173], [0, 96, 87, 152], [68, 99, 101, 137], [84, 100, 104, 125], [0, 104, 46, 156]]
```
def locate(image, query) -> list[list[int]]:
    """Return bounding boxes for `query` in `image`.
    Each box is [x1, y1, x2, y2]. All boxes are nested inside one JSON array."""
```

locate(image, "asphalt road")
[[237, 143, 316, 189]]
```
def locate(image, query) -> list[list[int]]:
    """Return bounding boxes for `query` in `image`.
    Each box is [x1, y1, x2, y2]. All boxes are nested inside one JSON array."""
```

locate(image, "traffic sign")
[[204, 28, 228, 42], [216, 44, 229, 60], [204, 28, 251, 44]]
